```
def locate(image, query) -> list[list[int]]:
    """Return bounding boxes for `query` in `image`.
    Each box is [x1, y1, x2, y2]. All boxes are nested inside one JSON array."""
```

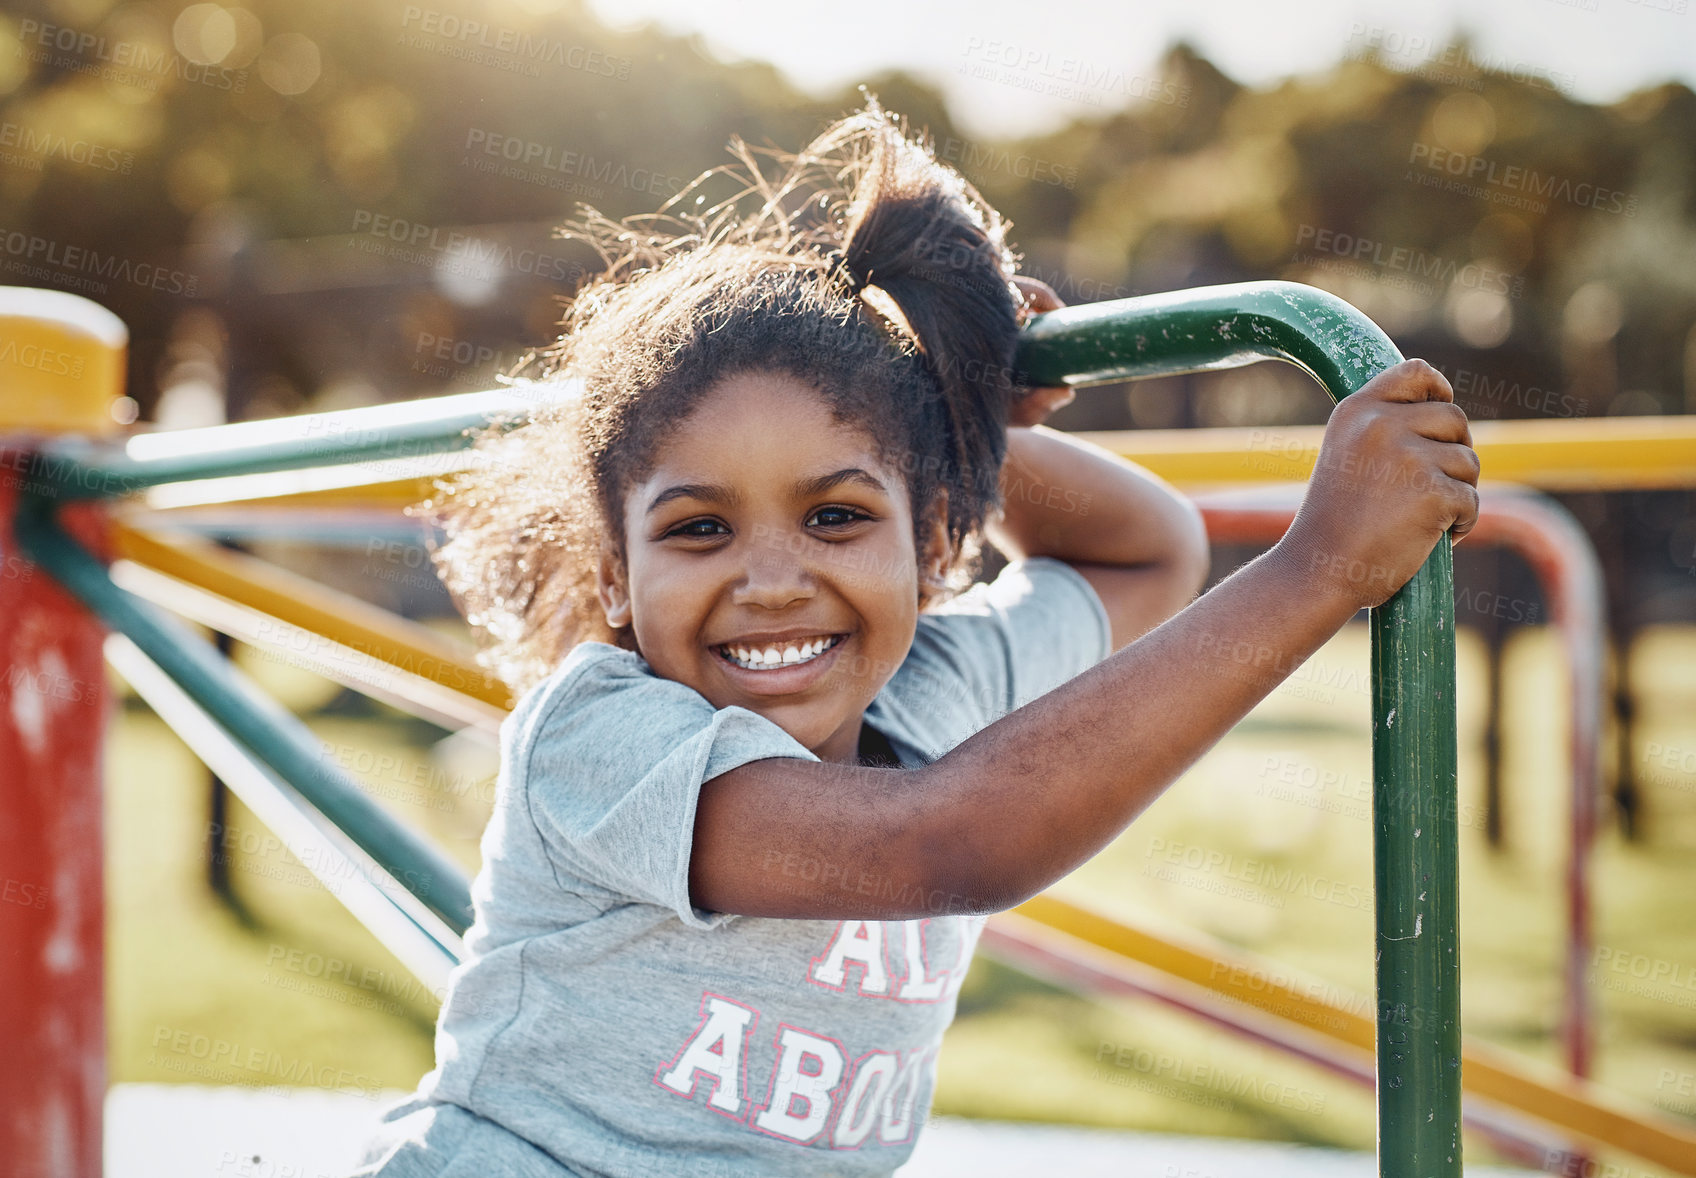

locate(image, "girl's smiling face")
[[597, 371, 948, 765]]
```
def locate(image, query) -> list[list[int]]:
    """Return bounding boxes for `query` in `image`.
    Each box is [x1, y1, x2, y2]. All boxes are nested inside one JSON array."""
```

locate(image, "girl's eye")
[[808, 506, 870, 529], [664, 508, 870, 540], [666, 518, 727, 539]]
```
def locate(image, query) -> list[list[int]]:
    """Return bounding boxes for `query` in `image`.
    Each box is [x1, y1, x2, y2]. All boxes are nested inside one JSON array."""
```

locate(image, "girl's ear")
[[917, 489, 952, 598], [595, 543, 632, 629]]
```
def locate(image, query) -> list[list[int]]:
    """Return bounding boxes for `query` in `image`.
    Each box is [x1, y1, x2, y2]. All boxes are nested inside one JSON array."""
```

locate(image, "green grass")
[[106, 623, 1696, 1171]]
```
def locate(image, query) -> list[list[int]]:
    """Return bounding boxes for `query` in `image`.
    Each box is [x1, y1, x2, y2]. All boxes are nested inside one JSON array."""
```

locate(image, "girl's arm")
[[987, 424, 1210, 650], [690, 360, 1479, 920]]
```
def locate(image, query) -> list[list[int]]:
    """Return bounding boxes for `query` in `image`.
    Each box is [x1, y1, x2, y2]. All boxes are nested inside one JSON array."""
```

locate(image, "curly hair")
[[424, 99, 1028, 696]]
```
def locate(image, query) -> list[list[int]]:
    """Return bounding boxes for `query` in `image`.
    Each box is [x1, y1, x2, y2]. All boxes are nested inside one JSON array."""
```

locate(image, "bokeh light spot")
[[257, 31, 321, 96]]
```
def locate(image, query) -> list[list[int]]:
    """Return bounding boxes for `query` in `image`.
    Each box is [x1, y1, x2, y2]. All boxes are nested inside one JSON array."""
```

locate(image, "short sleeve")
[[513, 644, 819, 929], [910, 555, 1113, 721]]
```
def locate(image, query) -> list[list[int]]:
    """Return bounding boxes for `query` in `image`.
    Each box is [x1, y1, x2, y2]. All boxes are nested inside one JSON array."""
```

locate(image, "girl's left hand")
[[1010, 275, 1076, 428]]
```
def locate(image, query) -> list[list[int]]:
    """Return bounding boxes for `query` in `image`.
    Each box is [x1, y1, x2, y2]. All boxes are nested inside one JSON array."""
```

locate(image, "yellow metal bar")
[[1080, 415, 1696, 491], [111, 524, 514, 712], [135, 415, 1696, 510], [1013, 894, 1696, 1174]]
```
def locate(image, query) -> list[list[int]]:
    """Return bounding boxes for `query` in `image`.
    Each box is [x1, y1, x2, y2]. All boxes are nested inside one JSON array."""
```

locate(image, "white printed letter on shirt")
[[878, 1046, 933, 1145], [894, 920, 948, 1002], [832, 1050, 898, 1148], [809, 920, 889, 995], [655, 994, 756, 1117], [751, 1026, 847, 1143]]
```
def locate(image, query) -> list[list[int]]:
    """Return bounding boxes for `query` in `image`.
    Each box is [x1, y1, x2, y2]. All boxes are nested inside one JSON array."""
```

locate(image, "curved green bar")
[[1020, 280, 1461, 1178], [1015, 278, 1406, 394]]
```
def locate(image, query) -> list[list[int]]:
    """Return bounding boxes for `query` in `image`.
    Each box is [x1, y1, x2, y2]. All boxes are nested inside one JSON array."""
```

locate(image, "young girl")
[[352, 102, 1478, 1177]]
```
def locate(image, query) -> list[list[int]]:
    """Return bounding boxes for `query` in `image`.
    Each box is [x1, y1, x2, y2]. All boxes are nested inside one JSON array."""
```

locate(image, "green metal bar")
[[27, 384, 567, 501], [1014, 279, 1405, 393], [1372, 540, 1462, 1175], [12, 498, 475, 935], [1019, 280, 1460, 1177]]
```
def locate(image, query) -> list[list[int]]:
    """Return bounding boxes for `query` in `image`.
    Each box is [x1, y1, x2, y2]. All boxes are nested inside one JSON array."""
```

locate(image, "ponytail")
[[813, 101, 1024, 551]]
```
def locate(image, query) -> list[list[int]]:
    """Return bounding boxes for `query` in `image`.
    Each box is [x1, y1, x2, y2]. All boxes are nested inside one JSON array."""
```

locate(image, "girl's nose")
[[730, 538, 818, 608]]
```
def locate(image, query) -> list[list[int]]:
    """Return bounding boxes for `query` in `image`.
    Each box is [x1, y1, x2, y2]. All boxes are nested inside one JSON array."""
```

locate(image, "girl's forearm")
[[987, 424, 1206, 572], [692, 542, 1357, 921], [917, 539, 1361, 912]]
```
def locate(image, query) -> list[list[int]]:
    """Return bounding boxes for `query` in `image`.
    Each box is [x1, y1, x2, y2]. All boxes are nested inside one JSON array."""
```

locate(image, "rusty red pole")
[[0, 288, 127, 1177]]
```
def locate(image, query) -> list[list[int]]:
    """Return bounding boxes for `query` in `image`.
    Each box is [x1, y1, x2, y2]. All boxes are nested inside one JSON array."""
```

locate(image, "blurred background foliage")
[[1, 0, 1692, 435]]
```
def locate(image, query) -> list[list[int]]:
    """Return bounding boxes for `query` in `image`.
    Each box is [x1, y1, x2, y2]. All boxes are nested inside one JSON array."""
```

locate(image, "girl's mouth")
[[712, 633, 848, 672]]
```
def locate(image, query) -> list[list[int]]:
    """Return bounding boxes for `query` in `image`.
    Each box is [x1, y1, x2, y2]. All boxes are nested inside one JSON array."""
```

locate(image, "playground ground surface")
[[104, 619, 1696, 1173], [105, 1084, 1547, 1176]]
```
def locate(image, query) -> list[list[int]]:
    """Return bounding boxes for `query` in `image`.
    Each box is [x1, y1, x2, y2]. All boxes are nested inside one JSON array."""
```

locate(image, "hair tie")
[[824, 248, 867, 295]]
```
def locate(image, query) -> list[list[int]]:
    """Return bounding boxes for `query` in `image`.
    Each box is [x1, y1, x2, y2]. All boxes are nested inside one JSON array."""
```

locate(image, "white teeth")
[[719, 635, 839, 670]]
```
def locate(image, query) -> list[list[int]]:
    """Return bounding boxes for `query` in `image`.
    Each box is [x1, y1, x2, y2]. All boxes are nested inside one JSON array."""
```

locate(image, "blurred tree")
[[0, 1, 1688, 435]]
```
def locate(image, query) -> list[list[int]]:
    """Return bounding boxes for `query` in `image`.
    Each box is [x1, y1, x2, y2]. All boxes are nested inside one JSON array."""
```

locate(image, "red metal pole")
[[0, 287, 127, 1177]]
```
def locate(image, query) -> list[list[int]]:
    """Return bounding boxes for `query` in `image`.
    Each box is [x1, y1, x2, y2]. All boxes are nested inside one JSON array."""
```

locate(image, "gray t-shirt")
[[351, 556, 1112, 1178]]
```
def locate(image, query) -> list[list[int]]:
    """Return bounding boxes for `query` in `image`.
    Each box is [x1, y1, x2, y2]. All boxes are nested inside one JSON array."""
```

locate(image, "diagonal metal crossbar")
[[15, 280, 1460, 1177]]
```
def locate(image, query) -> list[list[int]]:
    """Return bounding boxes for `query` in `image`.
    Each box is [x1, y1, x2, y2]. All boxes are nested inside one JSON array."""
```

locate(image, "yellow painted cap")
[[0, 286, 128, 437]]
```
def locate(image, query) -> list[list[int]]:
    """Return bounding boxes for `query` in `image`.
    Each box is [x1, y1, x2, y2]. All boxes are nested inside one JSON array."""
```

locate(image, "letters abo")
[[655, 919, 977, 1148]]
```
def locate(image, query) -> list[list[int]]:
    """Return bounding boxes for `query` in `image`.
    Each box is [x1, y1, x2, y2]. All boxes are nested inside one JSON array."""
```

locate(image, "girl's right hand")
[[1009, 275, 1075, 428], [1279, 359, 1481, 611]]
